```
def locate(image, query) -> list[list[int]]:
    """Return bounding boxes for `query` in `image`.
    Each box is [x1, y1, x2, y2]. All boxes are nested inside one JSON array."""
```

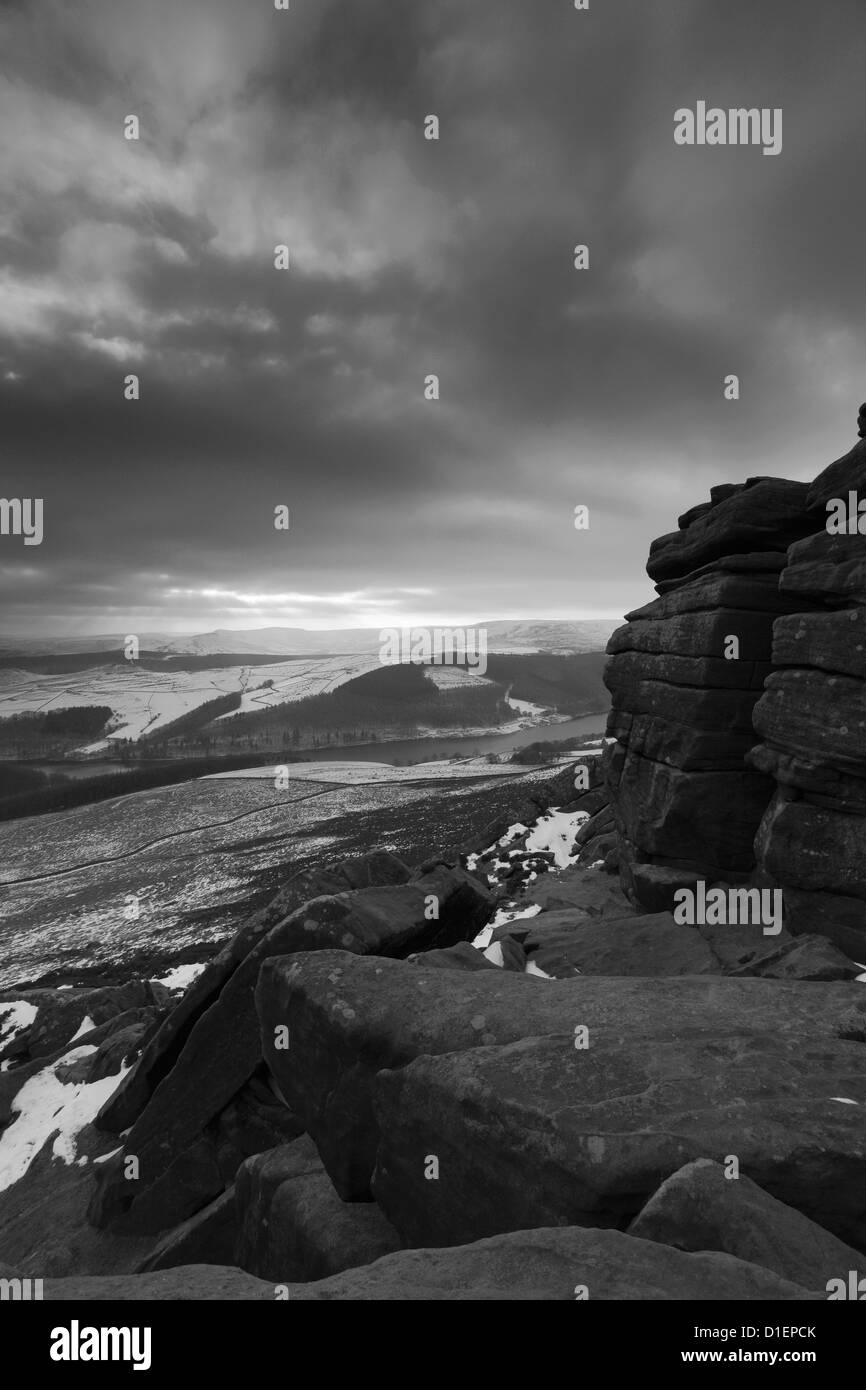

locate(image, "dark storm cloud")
[[1, 0, 864, 636]]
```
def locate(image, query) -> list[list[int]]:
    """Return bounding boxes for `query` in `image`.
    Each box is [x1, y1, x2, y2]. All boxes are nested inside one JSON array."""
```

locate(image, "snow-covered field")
[[0, 759, 574, 987], [422, 667, 492, 689], [204, 757, 534, 784], [0, 654, 382, 747]]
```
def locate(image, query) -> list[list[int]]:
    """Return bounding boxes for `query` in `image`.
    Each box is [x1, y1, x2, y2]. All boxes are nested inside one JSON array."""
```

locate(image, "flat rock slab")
[[257, 949, 862, 1200], [521, 869, 633, 916], [16, 1228, 817, 1300], [628, 1159, 866, 1291], [371, 1033, 866, 1249], [508, 909, 720, 979], [726, 935, 859, 982]]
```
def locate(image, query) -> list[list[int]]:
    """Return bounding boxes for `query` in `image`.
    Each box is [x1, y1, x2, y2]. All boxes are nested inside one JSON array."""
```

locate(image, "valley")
[[0, 755, 589, 989]]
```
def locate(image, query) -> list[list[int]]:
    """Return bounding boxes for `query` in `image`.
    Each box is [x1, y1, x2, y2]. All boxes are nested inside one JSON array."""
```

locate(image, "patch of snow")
[[830, 1097, 859, 1105], [525, 809, 589, 869], [93, 1146, 122, 1164], [68, 1015, 95, 1042], [154, 963, 207, 993], [0, 1000, 38, 1045], [482, 942, 505, 968], [472, 902, 542, 948], [505, 694, 547, 717], [0, 1045, 131, 1193], [498, 822, 528, 847], [423, 667, 492, 689], [525, 961, 553, 978]]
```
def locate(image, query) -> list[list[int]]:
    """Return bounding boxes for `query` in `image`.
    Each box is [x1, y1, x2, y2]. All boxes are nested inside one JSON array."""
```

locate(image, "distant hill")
[[0, 619, 617, 660]]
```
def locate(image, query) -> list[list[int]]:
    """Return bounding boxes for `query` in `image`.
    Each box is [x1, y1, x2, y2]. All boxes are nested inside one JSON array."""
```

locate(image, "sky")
[[1, 0, 865, 638]]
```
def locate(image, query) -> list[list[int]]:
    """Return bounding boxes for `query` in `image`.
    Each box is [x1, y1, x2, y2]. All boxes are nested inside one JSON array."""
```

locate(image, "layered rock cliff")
[[750, 431, 866, 959], [604, 410, 866, 959]]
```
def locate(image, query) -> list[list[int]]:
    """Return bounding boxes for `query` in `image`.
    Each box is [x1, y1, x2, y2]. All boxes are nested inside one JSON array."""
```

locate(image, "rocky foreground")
[[1, 425, 866, 1300]]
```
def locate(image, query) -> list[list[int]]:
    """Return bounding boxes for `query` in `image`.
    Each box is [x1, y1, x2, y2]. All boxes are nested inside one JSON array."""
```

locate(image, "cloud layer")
[[1, 0, 864, 636]]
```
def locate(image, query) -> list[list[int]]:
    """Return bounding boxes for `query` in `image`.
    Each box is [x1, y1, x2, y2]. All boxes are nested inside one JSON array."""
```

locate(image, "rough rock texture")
[[94, 851, 413, 1136], [371, 1032, 866, 1248], [0, 982, 168, 1066], [233, 1134, 401, 1281], [88, 865, 491, 1233], [749, 442, 866, 957], [135, 1189, 237, 1272], [603, 421, 866, 962], [603, 485, 815, 910], [498, 909, 721, 979], [10, 1228, 819, 1300], [628, 1159, 866, 1290], [257, 949, 862, 1201]]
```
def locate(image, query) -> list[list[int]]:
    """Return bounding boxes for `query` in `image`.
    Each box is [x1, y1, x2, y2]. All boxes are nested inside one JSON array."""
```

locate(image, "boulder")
[[507, 909, 720, 979], [408, 942, 501, 973], [210, 1073, 305, 1184], [0, 982, 164, 1065], [18, 1228, 817, 1300], [695, 919, 792, 972], [135, 1188, 237, 1272], [781, 887, 866, 962], [574, 804, 615, 846], [256, 949, 861, 1200], [88, 1020, 152, 1083], [95, 852, 416, 1136], [371, 1031, 866, 1248], [34, 1264, 276, 1300], [628, 1159, 866, 1290], [234, 1134, 401, 1282], [725, 935, 859, 982], [523, 868, 633, 916], [245, 850, 413, 936], [89, 867, 491, 1232]]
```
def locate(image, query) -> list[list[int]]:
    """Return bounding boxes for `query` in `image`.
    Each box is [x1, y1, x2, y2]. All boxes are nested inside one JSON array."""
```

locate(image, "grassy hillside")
[[0, 705, 113, 758], [147, 662, 510, 755], [483, 652, 608, 713]]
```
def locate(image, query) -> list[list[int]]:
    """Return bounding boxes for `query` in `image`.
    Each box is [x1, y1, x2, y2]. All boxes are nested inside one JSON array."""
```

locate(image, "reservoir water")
[[28, 709, 609, 779]]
